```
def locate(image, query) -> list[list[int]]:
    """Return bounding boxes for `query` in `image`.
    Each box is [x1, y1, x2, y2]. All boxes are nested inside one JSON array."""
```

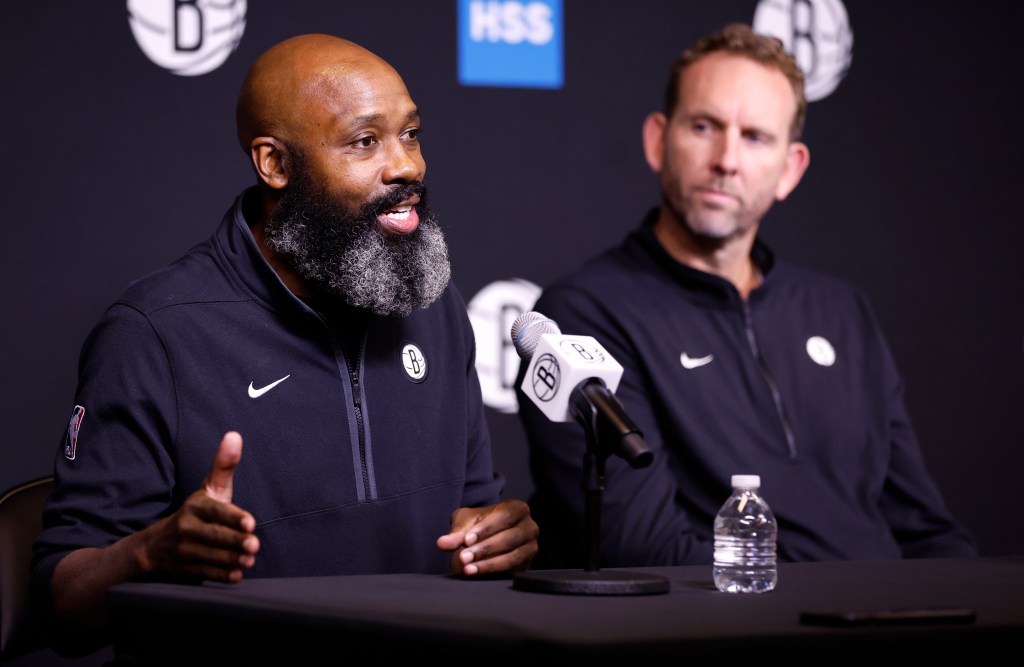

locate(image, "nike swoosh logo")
[[248, 375, 291, 398], [680, 353, 713, 369]]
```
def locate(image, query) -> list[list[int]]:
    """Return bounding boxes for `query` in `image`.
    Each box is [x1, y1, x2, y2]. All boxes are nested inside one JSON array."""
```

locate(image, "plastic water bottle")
[[713, 474, 777, 593]]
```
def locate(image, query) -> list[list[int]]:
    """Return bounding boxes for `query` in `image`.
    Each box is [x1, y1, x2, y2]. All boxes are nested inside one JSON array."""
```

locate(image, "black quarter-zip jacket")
[[33, 189, 503, 605], [517, 209, 976, 569]]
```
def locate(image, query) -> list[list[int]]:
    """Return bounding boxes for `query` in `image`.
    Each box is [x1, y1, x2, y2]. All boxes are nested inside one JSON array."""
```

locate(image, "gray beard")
[[262, 167, 451, 317]]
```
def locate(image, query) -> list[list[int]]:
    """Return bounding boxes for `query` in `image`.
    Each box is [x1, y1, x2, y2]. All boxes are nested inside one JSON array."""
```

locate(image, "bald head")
[[236, 34, 403, 155]]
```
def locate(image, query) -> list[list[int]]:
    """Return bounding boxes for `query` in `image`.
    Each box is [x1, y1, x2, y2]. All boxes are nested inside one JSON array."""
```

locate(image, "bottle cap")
[[731, 474, 760, 489]]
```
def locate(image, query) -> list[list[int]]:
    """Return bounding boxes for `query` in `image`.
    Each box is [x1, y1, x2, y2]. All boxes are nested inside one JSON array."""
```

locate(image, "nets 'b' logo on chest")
[[402, 342, 428, 383]]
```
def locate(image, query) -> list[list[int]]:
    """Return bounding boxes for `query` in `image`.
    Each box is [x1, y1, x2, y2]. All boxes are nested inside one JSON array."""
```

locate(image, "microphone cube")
[[521, 333, 624, 422]]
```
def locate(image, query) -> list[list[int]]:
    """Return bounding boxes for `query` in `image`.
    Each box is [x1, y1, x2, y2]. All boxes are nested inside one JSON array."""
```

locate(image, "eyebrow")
[[687, 110, 778, 141], [348, 108, 421, 127]]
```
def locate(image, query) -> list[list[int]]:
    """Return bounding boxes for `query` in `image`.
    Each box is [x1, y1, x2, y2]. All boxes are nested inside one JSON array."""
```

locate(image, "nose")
[[382, 140, 424, 184], [713, 130, 739, 176]]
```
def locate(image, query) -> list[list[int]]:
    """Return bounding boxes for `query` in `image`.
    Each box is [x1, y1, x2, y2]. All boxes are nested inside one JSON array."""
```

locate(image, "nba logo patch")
[[457, 0, 563, 89], [65, 405, 85, 460]]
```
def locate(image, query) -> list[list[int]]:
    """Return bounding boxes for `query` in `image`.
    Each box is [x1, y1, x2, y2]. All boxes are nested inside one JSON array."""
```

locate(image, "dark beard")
[[262, 156, 451, 317]]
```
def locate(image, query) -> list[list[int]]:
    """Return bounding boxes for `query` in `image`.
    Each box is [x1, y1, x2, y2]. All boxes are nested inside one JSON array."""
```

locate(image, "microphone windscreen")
[[510, 311, 561, 359]]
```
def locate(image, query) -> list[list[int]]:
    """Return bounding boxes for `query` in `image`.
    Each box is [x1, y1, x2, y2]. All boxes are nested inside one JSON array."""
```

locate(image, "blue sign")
[[457, 0, 563, 89]]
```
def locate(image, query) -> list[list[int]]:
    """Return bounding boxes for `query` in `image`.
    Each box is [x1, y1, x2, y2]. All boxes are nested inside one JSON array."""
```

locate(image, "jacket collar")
[[628, 207, 776, 303], [214, 187, 320, 319]]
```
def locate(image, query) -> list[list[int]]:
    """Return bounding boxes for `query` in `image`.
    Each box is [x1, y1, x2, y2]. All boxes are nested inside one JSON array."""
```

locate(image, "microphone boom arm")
[[569, 378, 653, 469]]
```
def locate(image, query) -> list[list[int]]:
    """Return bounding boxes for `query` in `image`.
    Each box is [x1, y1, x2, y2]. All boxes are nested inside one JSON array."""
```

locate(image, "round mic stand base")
[[512, 569, 669, 595]]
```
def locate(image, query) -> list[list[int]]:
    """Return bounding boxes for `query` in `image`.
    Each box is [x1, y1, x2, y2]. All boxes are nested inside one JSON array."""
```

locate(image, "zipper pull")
[[350, 370, 361, 406]]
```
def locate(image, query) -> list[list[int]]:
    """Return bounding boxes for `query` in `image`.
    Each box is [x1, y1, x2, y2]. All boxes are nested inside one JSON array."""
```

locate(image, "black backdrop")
[[5, 0, 1022, 571]]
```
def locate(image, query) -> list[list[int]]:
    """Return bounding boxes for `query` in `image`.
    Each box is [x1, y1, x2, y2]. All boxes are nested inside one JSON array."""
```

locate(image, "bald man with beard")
[[32, 34, 538, 658]]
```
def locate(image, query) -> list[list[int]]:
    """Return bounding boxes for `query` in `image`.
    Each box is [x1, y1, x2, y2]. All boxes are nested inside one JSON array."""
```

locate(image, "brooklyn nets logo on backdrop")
[[753, 0, 853, 102], [128, 0, 247, 76], [467, 279, 541, 414]]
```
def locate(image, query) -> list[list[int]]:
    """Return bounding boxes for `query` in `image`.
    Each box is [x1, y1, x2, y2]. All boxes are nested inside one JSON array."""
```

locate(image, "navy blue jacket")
[[33, 190, 503, 599], [517, 210, 976, 568]]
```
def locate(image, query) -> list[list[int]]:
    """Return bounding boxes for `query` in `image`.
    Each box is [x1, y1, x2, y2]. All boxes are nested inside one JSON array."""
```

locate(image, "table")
[[107, 556, 1024, 663]]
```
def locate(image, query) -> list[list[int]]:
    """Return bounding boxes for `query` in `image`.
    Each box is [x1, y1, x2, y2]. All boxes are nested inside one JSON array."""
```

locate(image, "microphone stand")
[[513, 380, 669, 595], [583, 446, 603, 573]]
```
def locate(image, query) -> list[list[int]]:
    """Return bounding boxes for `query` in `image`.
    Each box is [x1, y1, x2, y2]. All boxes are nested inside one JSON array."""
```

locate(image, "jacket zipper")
[[344, 333, 373, 499], [742, 300, 797, 458], [316, 307, 375, 501]]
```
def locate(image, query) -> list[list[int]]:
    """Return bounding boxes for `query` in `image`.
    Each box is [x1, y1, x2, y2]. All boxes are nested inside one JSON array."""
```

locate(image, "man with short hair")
[[33, 34, 538, 657], [517, 23, 975, 569]]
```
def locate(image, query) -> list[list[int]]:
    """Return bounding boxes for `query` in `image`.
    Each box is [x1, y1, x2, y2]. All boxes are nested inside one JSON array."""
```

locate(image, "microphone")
[[510, 311, 668, 596], [510, 310, 561, 359], [512, 311, 651, 468]]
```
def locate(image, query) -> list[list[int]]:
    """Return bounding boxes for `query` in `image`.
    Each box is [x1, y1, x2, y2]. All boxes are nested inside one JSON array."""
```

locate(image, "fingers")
[[140, 491, 260, 582], [439, 500, 539, 576], [459, 543, 536, 577], [138, 432, 259, 583], [176, 509, 258, 582], [204, 431, 243, 505], [168, 544, 255, 583], [192, 489, 256, 536], [203, 431, 258, 532]]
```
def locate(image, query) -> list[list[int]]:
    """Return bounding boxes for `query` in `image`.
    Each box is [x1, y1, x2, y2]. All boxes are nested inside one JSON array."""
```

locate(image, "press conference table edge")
[[106, 556, 1024, 663]]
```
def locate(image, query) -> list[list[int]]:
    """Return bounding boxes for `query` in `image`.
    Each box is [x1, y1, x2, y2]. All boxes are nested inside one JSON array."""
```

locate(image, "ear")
[[249, 137, 289, 190], [775, 141, 810, 201], [642, 112, 668, 174]]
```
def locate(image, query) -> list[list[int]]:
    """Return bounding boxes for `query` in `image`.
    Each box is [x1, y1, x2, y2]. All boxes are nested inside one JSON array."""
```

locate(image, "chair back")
[[0, 476, 54, 661]]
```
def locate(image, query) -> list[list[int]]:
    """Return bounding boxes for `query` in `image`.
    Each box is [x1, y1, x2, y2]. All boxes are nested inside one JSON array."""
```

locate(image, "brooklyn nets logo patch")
[[401, 342, 428, 383]]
